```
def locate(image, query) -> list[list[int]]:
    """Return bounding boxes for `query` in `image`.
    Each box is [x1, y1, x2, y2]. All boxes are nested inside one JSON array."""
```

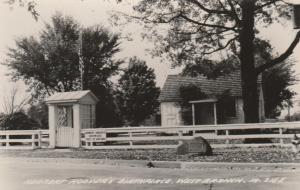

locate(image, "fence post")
[[82, 132, 86, 148], [6, 134, 9, 149], [129, 132, 133, 146], [38, 131, 41, 148], [91, 140, 94, 147], [32, 134, 35, 149], [225, 130, 229, 146], [178, 130, 183, 145], [279, 128, 283, 146]]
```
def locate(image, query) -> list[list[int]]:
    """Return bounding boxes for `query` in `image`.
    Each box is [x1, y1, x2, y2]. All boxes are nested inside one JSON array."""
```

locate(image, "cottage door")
[[56, 106, 74, 147]]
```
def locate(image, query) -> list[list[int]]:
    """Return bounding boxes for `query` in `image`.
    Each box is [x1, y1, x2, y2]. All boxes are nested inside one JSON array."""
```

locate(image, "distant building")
[[158, 72, 265, 126]]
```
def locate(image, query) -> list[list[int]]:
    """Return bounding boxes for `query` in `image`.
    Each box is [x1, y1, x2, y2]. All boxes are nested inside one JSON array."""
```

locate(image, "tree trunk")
[[240, 0, 259, 123]]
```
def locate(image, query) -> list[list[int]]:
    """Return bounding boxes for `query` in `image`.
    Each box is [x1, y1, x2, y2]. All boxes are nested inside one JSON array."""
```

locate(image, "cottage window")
[[224, 99, 236, 117]]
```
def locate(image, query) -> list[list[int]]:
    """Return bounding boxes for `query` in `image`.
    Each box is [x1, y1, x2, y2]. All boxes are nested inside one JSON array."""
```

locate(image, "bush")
[[0, 112, 40, 130]]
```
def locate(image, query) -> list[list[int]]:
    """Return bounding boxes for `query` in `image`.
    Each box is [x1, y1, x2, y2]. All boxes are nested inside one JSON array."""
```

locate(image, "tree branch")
[[255, 0, 281, 11], [256, 31, 300, 74], [179, 13, 237, 31], [186, 0, 232, 15], [228, 0, 241, 25], [202, 36, 238, 55], [217, 0, 227, 10]]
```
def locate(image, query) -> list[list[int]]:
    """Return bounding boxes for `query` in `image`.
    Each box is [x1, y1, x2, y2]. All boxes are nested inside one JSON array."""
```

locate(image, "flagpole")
[[78, 30, 84, 90]]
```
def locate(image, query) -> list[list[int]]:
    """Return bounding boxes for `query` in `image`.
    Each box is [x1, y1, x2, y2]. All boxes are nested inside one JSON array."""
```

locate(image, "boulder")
[[177, 136, 213, 156]]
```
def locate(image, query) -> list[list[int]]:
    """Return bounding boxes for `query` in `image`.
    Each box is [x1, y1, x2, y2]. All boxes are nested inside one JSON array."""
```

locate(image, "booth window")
[[81, 104, 96, 129], [57, 106, 73, 128]]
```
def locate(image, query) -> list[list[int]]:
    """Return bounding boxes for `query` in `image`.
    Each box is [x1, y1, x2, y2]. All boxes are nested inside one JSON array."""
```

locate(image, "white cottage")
[[46, 90, 99, 148], [158, 72, 265, 126]]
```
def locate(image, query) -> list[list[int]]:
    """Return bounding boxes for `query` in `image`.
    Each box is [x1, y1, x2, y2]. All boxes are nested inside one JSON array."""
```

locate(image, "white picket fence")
[[1, 122, 300, 150], [81, 122, 300, 149], [0, 130, 49, 149]]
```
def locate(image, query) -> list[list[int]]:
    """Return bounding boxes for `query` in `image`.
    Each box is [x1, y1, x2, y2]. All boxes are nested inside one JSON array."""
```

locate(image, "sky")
[[1, 0, 300, 117]]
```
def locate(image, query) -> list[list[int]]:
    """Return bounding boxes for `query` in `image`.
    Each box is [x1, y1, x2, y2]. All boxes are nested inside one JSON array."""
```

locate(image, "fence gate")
[[56, 106, 74, 147]]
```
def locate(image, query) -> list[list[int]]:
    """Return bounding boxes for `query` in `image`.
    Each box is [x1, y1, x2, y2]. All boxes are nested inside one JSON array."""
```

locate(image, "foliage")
[[179, 84, 208, 104], [263, 62, 297, 118], [182, 60, 296, 119], [120, 0, 293, 66], [27, 101, 48, 129], [0, 112, 40, 130], [4, 13, 123, 127], [80, 25, 123, 127], [95, 88, 123, 128], [181, 55, 239, 79], [5, 14, 81, 97], [5, 13, 121, 97], [115, 0, 300, 123], [181, 38, 297, 119], [286, 111, 300, 122], [116, 57, 160, 126], [1, 86, 30, 114], [4, 0, 39, 21], [178, 84, 208, 125]]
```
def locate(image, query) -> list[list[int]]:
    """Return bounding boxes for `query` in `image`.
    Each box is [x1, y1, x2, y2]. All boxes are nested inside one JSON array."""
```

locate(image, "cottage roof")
[[158, 72, 243, 102], [45, 90, 99, 104]]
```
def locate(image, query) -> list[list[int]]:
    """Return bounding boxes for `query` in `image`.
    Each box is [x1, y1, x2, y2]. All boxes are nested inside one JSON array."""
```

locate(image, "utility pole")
[[78, 30, 84, 90]]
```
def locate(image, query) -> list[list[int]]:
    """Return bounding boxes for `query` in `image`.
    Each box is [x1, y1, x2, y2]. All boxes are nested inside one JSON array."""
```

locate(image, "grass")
[[0, 147, 300, 163]]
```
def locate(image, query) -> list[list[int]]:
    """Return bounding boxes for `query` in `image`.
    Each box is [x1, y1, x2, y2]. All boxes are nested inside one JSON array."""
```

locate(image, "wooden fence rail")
[[81, 122, 300, 149], [1, 122, 300, 150], [0, 130, 49, 149]]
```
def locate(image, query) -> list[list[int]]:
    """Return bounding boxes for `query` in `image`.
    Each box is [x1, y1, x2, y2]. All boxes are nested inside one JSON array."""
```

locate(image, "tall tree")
[[182, 38, 297, 118], [263, 61, 296, 118], [116, 0, 300, 123], [4, 13, 123, 127], [182, 57, 297, 119], [116, 57, 160, 126]]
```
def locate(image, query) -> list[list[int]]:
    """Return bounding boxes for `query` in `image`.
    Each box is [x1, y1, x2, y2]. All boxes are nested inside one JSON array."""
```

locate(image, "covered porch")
[[189, 98, 218, 125]]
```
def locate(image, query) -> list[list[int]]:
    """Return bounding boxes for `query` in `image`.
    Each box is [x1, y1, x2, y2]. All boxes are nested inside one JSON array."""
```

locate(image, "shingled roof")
[[158, 72, 243, 102], [45, 90, 99, 104]]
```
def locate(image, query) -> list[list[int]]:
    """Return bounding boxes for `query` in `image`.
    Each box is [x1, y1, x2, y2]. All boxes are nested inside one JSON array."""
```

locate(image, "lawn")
[[0, 147, 300, 163]]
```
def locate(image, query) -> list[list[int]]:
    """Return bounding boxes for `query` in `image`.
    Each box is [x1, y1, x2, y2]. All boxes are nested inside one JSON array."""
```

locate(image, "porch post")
[[192, 103, 195, 125], [213, 102, 217, 125]]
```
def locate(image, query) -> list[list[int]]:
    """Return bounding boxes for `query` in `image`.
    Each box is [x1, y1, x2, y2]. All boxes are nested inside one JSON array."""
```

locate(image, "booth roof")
[[45, 90, 99, 104]]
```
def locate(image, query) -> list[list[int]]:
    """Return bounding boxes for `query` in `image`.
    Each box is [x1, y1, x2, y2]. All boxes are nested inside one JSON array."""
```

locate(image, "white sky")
[[1, 0, 300, 117]]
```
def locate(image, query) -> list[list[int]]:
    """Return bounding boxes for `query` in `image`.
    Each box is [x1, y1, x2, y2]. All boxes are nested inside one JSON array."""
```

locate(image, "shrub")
[[0, 112, 40, 130]]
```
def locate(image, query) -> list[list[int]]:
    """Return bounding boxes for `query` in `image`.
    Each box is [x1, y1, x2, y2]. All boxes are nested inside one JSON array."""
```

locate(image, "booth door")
[[56, 106, 74, 147]]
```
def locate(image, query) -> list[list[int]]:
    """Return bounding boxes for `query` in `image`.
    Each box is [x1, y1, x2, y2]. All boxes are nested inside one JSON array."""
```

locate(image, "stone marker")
[[177, 136, 213, 155]]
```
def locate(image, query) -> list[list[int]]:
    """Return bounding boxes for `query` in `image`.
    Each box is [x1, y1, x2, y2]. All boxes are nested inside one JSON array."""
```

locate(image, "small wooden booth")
[[46, 90, 99, 148]]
